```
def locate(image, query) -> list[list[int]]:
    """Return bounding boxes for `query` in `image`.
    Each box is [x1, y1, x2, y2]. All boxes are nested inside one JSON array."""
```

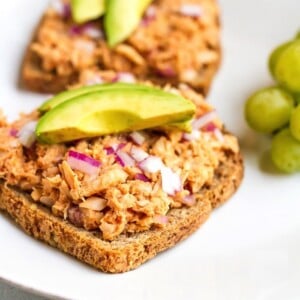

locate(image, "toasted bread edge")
[[0, 151, 243, 273]]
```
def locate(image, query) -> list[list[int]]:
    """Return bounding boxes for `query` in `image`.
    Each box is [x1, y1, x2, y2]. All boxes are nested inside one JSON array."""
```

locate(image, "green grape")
[[245, 87, 294, 133], [271, 128, 300, 173], [273, 40, 300, 92], [294, 93, 300, 104], [290, 104, 300, 141], [269, 41, 292, 77]]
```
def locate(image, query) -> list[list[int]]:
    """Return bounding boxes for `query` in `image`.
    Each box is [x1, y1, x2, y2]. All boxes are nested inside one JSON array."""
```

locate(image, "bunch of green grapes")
[[245, 32, 300, 173]]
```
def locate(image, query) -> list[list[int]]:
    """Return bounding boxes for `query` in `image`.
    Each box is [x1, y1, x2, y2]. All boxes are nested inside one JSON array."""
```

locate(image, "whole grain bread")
[[0, 150, 243, 273], [21, 0, 221, 95]]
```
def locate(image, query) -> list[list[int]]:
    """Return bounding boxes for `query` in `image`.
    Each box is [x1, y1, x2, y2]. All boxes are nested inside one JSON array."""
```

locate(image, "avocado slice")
[[104, 0, 153, 47], [36, 89, 195, 144], [71, 0, 105, 24], [39, 83, 162, 113]]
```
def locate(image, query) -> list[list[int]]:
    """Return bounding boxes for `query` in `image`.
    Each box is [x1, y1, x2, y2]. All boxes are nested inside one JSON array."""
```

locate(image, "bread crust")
[[0, 151, 243, 273]]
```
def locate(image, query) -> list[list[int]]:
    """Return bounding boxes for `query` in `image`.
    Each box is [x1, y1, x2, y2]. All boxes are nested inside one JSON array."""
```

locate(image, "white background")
[[0, 0, 300, 299]]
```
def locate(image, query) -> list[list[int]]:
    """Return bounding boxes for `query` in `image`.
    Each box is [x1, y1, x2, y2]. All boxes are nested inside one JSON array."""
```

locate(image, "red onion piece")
[[135, 173, 150, 182], [141, 5, 157, 26], [179, 4, 202, 17], [18, 121, 37, 148], [117, 143, 126, 150], [154, 215, 169, 225], [156, 67, 176, 78], [192, 110, 217, 130], [130, 146, 149, 162], [79, 197, 107, 211], [85, 75, 103, 86], [161, 167, 181, 196], [129, 131, 145, 145], [69, 23, 103, 39], [9, 128, 18, 137], [139, 156, 164, 173], [214, 128, 224, 142], [115, 150, 135, 167], [104, 147, 115, 155], [67, 150, 101, 175], [50, 0, 71, 19], [83, 26, 103, 39], [202, 122, 217, 132], [182, 194, 196, 206], [112, 72, 136, 83], [182, 129, 200, 141]]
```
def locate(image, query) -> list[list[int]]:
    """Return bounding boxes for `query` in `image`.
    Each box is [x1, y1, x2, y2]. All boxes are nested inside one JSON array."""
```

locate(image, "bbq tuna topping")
[[0, 84, 239, 241]]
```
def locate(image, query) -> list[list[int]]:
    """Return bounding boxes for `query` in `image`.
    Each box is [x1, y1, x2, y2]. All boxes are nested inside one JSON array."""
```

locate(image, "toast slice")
[[0, 150, 242, 273], [0, 84, 243, 272], [21, 0, 221, 95]]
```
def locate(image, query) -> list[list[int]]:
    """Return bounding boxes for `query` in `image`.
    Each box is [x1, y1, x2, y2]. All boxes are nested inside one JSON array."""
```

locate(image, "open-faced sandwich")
[[21, 0, 221, 95], [0, 83, 243, 273]]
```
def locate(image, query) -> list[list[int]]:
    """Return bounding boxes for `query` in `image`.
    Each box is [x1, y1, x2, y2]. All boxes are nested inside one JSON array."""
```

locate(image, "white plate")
[[1, 1, 300, 299]]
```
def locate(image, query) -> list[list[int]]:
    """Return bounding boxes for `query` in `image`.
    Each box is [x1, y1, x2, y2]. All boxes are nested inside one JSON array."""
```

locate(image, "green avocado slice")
[[104, 0, 152, 47], [39, 83, 160, 113], [36, 89, 195, 144], [71, 0, 105, 24]]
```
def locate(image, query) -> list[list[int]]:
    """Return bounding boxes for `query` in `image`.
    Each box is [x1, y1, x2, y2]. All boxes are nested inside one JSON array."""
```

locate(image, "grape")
[[290, 104, 300, 141], [245, 87, 294, 133], [294, 93, 300, 104], [269, 41, 292, 77], [271, 128, 300, 173], [272, 40, 300, 92]]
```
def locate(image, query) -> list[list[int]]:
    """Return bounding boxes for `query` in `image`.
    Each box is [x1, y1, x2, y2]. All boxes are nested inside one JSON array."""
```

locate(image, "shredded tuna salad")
[[0, 88, 238, 241], [30, 0, 220, 92]]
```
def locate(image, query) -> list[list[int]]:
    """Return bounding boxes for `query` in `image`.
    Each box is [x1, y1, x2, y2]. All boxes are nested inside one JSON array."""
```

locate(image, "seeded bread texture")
[[0, 150, 243, 273]]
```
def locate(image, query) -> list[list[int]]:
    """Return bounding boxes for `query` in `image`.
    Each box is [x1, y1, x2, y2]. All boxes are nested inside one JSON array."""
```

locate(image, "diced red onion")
[[79, 197, 107, 211], [141, 5, 157, 26], [83, 26, 103, 39], [154, 215, 169, 225], [129, 131, 145, 145], [214, 128, 224, 142], [69, 25, 82, 36], [182, 129, 200, 141], [50, 0, 71, 19], [135, 173, 150, 182], [130, 146, 149, 162], [69, 23, 103, 39], [161, 167, 181, 196], [74, 40, 95, 53], [67, 150, 101, 175], [104, 147, 115, 155], [115, 150, 135, 167], [202, 122, 217, 132], [179, 4, 202, 17], [112, 72, 136, 83], [9, 128, 18, 137], [192, 110, 217, 130], [139, 156, 164, 173], [182, 194, 196, 206], [18, 121, 37, 148], [85, 75, 103, 86], [157, 67, 176, 78]]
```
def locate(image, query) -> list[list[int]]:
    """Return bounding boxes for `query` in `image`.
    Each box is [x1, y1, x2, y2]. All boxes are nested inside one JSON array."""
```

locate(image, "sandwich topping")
[[30, 0, 219, 91], [0, 86, 238, 241]]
